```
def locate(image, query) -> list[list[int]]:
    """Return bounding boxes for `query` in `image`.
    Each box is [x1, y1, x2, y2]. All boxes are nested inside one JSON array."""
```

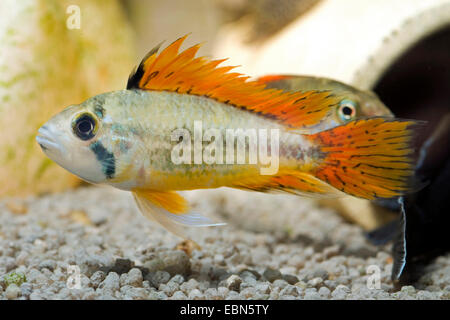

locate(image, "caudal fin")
[[308, 118, 422, 200]]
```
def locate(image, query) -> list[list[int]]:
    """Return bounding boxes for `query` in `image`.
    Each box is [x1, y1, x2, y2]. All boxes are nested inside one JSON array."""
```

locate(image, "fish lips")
[[36, 125, 67, 156]]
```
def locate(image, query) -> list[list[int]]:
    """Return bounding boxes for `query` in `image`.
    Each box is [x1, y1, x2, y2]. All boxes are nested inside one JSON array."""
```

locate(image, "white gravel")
[[0, 186, 449, 300]]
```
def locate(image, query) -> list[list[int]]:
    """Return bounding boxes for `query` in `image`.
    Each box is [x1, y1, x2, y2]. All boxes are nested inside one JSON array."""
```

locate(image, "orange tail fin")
[[308, 118, 422, 200]]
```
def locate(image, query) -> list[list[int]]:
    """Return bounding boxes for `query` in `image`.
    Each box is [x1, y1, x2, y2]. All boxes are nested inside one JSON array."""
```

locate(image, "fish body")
[[47, 89, 320, 192], [36, 36, 420, 237]]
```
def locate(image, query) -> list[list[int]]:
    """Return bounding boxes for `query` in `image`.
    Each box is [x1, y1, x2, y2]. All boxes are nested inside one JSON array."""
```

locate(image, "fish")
[[257, 74, 394, 132], [36, 35, 421, 238]]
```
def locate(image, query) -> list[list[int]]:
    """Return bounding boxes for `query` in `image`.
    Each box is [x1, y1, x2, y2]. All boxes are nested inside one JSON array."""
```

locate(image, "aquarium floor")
[[0, 186, 449, 300]]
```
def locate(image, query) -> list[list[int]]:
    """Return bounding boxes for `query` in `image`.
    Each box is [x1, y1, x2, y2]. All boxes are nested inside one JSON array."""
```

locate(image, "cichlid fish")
[[257, 74, 394, 132], [36, 36, 420, 238]]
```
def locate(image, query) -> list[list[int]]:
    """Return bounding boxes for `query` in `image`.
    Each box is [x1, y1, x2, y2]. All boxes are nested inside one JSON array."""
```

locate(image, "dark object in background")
[[217, 0, 320, 42], [392, 116, 449, 286], [373, 26, 450, 286]]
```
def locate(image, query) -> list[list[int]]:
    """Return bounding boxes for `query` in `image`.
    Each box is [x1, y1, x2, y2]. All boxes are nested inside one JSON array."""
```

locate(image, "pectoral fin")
[[132, 189, 225, 238]]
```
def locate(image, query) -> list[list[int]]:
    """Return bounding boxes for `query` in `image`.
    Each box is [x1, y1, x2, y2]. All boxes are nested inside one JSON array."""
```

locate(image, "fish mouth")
[[36, 126, 65, 154]]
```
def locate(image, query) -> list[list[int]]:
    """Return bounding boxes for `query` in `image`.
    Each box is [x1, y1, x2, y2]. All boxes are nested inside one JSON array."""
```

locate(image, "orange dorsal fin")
[[127, 35, 342, 129], [256, 75, 293, 84]]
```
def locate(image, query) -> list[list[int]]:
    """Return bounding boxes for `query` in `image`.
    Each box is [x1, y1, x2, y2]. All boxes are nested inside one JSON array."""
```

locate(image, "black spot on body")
[[90, 141, 115, 179]]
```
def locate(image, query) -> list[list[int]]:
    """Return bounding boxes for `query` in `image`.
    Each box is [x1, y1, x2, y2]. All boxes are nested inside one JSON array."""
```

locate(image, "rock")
[[90, 271, 106, 288], [214, 254, 225, 265], [255, 283, 271, 294], [342, 243, 377, 258], [125, 268, 143, 287], [180, 278, 199, 292], [26, 269, 48, 285], [295, 281, 308, 290], [168, 274, 185, 285], [318, 286, 331, 298], [401, 285, 416, 295], [204, 288, 220, 299], [5, 284, 21, 299], [15, 251, 29, 265], [121, 286, 148, 300], [240, 287, 256, 299], [263, 268, 282, 282], [240, 272, 257, 286], [175, 239, 201, 257], [29, 291, 43, 300], [323, 246, 341, 259], [143, 257, 165, 273], [216, 286, 228, 298], [99, 272, 120, 291], [160, 251, 191, 276], [331, 285, 351, 300], [324, 280, 338, 290], [147, 271, 170, 288], [280, 285, 300, 297], [313, 269, 329, 280], [304, 288, 322, 300], [226, 275, 242, 292], [272, 279, 289, 289], [159, 281, 180, 296], [188, 288, 204, 300], [225, 290, 241, 300], [210, 267, 230, 281], [20, 283, 33, 298], [171, 291, 188, 300], [103, 259, 134, 275], [416, 290, 436, 300], [148, 291, 168, 300], [39, 259, 57, 271], [308, 277, 323, 287], [283, 274, 299, 285], [239, 269, 261, 280]]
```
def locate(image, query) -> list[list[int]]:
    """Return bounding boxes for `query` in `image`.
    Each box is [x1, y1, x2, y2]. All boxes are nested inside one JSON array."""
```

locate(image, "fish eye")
[[337, 99, 358, 122], [72, 113, 97, 140]]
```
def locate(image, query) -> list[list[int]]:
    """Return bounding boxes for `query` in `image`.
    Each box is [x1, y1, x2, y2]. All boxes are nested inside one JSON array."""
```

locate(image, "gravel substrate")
[[0, 186, 449, 300]]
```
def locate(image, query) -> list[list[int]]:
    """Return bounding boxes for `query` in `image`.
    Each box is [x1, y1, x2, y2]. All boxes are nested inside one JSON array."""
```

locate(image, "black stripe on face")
[[90, 141, 115, 179]]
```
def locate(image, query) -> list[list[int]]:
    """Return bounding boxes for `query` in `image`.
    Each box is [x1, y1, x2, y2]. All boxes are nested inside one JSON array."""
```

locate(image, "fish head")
[[258, 75, 394, 128], [36, 93, 123, 184], [332, 90, 394, 126], [354, 90, 394, 118]]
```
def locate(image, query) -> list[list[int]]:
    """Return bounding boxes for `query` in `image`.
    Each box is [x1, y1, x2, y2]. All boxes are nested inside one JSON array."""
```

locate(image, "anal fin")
[[132, 189, 225, 238], [231, 171, 343, 198]]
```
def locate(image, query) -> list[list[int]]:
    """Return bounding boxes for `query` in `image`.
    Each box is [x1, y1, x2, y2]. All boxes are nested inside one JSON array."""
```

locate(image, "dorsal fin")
[[127, 35, 342, 129]]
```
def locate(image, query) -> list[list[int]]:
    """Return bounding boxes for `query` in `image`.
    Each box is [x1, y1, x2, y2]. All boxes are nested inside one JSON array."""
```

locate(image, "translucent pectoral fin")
[[132, 189, 226, 238]]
